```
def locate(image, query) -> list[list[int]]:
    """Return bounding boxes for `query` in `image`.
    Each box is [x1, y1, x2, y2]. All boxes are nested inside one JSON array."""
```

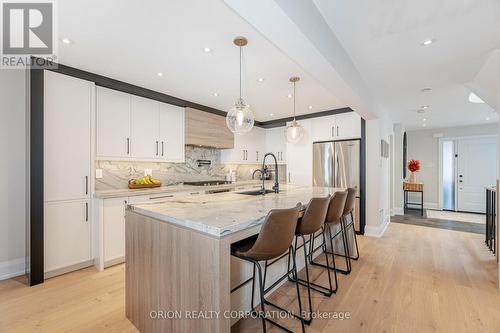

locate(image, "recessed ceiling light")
[[421, 88, 432, 93], [423, 118, 427, 121], [257, 78, 265, 82], [486, 117, 491, 121], [421, 39, 435, 46], [421, 105, 430, 109], [287, 94, 293, 99], [203, 47, 213, 53], [61, 38, 73, 44], [212, 92, 218, 97], [270, 113, 274, 116], [308, 106, 313, 110], [469, 92, 484, 104], [157, 72, 163, 77]]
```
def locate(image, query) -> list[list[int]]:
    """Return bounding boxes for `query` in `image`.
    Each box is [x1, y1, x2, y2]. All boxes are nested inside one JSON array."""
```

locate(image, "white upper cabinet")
[[286, 119, 313, 186], [311, 112, 361, 142], [265, 127, 286, 164], [159, 103, 185, 162], [130, 95, 159, 159], [220, 127, 265, 164], [96, 87, 131, 159], [335, 112, 361, 140], [96, 87, 184, 162], [44, 71, 93, 202]]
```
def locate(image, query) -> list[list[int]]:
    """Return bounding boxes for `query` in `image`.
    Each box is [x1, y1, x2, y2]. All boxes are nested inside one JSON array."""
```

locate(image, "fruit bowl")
[[128, 176, 162, 189]]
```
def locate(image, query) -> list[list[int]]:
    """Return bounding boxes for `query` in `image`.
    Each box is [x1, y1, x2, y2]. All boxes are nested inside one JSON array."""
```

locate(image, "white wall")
[[0, 70, 26, 280], [393, 123, 405, 215], [365, 113, 393, 237], [406, 123, 498, 209]]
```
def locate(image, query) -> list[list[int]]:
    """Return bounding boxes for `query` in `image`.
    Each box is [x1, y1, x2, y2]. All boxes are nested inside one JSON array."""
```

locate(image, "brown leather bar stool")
[[341, 188, 360, 262], [286, 195, 334, 325], [310, 190, 351, 275], [231, 203, 305, 333]]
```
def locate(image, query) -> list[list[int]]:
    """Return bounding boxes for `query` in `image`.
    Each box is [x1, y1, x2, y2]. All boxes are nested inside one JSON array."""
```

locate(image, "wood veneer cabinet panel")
[[125, 211, 230, 332], [185, 107, 234, 149]]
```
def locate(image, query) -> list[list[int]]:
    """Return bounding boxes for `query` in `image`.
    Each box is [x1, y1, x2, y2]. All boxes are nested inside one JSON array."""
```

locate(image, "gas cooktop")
[[183, 180, 232, 186]]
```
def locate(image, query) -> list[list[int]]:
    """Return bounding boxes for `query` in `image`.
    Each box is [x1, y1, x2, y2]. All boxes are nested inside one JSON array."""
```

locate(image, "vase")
[[409, 172, 417, 183]]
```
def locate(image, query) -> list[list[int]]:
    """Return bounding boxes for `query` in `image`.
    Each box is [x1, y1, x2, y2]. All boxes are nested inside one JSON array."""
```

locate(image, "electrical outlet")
[[144, 169, 153, 176], [95, 169, 103, 179]]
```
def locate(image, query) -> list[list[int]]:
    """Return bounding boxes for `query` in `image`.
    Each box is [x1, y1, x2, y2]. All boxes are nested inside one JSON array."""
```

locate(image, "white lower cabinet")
[[103, 198, 128, 265], [44, 200, 92, 275]]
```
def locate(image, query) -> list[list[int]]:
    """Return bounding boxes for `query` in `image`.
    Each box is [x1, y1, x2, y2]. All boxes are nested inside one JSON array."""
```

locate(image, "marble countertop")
[[128, 185, 343, 237], [94, 180, 269, 199]]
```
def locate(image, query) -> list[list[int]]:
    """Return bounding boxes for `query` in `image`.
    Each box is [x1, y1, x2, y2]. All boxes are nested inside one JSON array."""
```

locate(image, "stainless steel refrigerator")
[[313, 140, 360, 231]]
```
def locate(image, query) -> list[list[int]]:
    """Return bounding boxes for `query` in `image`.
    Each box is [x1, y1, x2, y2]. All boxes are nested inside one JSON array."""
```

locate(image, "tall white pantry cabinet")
[[43, 70, 95, 277]]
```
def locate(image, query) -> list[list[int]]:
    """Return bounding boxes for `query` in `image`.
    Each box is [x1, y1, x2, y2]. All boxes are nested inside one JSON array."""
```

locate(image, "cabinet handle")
[[85, 176, 88, 195], [126, 138, 130, 155], [85, 202, 88, 222], [161, 141, 164, 156], [156, 141, 159, 156], [256, 151, 259, 161], [190, 192, 200, 195], [123, 200, 127, 218], [242, 150, 245, 161], [337, 126, 339, 137], [332, 126, 334, 138], [150, 194, 174, 200], [288, 172, 291, 183]]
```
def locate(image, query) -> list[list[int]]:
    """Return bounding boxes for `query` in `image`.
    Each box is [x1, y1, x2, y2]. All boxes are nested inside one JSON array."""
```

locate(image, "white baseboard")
[[424, 202, 438, 210], [364, 218, 390, 238], [0, 258, 25, 281], [393, 207, 404, 216]]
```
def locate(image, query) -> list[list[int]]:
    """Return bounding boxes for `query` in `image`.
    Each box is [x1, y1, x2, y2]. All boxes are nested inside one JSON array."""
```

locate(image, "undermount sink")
[[236, 189, 275, 196]]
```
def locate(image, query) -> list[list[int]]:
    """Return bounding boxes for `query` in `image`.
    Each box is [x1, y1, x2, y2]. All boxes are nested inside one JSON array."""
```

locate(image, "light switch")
[[144, 169, 153, 176], [95, 169, 103, 179]]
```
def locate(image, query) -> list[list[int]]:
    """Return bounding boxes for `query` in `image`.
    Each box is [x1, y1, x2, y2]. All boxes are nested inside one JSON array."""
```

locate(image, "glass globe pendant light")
[[226, 37, 254, 134], [285, 76, 304, 144]]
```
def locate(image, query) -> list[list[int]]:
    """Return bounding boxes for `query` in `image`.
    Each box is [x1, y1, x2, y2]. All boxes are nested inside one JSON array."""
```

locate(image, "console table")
[[403, 182, 424, 216]]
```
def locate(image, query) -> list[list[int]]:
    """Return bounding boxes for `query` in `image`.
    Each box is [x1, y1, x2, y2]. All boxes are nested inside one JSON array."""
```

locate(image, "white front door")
[[457, 136, 498, 213]]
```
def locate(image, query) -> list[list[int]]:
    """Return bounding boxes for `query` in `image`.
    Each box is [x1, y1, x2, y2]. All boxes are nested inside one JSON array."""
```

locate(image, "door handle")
[[126, 138, 130, 155], [85, 202, 89, 222], [161, 141, 165, 156], [85, 176, 88, 195]]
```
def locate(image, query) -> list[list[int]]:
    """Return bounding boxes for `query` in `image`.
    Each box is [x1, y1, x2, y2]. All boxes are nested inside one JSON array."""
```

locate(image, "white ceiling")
[[56, 0, 346, 122], [313, 0, 500, 130]]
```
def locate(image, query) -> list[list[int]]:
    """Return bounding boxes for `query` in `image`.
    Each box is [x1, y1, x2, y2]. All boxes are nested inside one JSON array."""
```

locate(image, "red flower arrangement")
[[408, 159, 420, 173]]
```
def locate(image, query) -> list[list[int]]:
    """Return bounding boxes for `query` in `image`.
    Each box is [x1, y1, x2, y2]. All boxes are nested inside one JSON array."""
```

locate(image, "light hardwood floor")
[[1, 223, 498, 333]]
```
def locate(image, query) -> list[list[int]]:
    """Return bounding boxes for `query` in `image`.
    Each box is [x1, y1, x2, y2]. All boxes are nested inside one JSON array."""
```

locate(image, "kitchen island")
[[125, 185, 343, 333]]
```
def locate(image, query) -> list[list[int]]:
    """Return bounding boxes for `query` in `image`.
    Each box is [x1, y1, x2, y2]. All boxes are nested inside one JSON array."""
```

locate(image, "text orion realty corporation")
[[1, 0, 58, 68]]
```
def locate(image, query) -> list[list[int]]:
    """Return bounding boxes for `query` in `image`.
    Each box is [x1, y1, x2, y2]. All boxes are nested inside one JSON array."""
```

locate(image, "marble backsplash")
[[95, 146, 286, 190]]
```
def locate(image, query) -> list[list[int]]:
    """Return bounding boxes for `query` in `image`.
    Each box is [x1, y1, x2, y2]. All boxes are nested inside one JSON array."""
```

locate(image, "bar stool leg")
[[323, 227, 337, 293], [300, 235, 313, 324], [253, 261, 267, 333], [349, 212, 360, 261], [290, 246, 306, 333]]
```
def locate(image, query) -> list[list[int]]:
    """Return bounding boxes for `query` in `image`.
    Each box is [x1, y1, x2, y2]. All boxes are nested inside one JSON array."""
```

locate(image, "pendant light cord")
[[239, 46, 242, 100], [293, 81, 296, 120]]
